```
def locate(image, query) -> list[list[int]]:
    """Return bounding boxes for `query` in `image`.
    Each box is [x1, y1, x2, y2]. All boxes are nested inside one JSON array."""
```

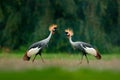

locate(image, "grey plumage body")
[[28, 32, 52, 50], [71, 42, 91, 50], [69, 36, 101, 64], [23, 32, 52, 62], [23, 24, 57, 62], [69, 37, 91, 53]]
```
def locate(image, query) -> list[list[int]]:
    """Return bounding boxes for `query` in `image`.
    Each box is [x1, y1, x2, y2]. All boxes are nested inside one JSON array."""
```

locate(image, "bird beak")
[[52, 27, 58, 34], [65, 32, 67, 35], [54, 27, 58, 31], [65, 32, 69, 38]]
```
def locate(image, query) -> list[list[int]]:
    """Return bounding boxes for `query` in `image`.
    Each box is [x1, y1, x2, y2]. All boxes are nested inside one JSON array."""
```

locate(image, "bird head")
[[49, 24, 57, 34], [65, 28, 74, 38]]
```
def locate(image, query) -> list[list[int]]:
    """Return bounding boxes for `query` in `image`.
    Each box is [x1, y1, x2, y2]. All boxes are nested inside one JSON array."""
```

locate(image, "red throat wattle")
[[52, 32, 55, 34], [67, 35, 70, 38]]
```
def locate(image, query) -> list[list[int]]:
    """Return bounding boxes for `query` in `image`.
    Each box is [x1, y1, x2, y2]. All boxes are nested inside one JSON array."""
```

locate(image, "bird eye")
[[54, 26, 57, 31], [65, 32, 68, 34]]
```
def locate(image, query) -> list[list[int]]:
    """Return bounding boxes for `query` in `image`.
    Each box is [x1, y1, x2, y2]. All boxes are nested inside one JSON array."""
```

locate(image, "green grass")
[[0, 67, 120, 80], [0, 52, 120, 80]]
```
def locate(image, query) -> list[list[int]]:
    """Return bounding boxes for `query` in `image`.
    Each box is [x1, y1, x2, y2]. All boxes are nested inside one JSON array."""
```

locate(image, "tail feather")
[[95, 52, 101, 59], [23, 53, 30, 61]]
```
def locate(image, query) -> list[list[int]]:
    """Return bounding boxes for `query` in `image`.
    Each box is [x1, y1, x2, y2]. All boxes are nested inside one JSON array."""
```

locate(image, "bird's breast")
[[27, 47, 41, 57], [84, 47, 97, 56]]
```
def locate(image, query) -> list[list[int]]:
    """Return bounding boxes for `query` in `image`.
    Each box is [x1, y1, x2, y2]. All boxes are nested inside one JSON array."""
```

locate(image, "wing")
[[81, 42, 92, 48], [76, 42, 101, 59], [80, 42, 98, 56], [28, 41, 42, 50], [74, 42, 92, 52], [26, 41, 43, 57]]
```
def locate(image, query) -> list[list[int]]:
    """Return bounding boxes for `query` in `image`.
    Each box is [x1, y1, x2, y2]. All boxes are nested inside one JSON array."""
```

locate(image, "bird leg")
[[32, 54, 38, 62], [80, 54, 84, 64], [39, 54, 45, 63], [85, 54, 89, 64]]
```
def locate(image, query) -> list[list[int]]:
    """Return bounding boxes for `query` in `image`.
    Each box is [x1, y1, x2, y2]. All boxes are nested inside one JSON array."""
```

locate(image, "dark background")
[[0, 0, 120, 53]]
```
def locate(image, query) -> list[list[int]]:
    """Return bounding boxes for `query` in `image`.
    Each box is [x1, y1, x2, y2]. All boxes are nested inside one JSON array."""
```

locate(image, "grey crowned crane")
[[23, 24, 57, 62], [65, 29, 101, 64]]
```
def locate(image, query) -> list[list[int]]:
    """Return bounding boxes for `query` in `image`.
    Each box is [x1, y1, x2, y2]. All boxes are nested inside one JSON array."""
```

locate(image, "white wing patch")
[[27, 47, 41, 57], [84, 47, 97, 56]]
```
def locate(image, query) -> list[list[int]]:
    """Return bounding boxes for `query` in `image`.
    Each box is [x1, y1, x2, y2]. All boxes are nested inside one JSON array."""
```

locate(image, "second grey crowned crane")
[[23, 24, 57, 62], [65, 29, 101, 64]]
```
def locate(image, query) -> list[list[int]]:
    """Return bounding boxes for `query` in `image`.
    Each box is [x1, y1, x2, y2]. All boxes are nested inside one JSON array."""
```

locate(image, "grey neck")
[[46, 31, 52, 42], [69, 36, 74, 45]]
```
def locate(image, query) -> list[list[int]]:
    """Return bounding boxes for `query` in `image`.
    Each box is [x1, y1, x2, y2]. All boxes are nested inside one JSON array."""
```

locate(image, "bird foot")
[[79, 61, 82, 64], [32, 59, 36, 62], [41, 60, 45, 63]]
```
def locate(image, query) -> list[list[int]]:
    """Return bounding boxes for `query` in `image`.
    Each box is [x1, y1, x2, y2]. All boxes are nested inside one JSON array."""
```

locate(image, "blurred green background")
[[0, 0, 120, 79], [0, 0, 120, 53]]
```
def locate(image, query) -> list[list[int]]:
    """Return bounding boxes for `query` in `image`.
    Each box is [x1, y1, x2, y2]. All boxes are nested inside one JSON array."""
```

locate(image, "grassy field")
[[0, 52, 120, 80]]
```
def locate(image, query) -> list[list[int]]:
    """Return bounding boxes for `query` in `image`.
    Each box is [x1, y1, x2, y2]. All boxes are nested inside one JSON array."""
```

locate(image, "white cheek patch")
[[84, 47, 97, 56], [27, 47, 41, 57]]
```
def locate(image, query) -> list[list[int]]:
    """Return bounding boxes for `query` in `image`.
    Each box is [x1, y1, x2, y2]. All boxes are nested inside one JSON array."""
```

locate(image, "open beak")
[[65, 32, 69, 38], [52, 28, 57, 34], [54, 27, 58, 31], [65, 32, 67, 36]]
